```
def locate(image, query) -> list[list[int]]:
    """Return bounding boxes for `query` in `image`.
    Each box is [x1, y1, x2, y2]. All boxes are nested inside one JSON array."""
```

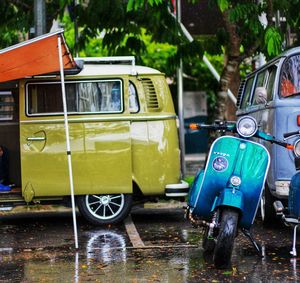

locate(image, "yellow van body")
[[0, 59, 188, 225]]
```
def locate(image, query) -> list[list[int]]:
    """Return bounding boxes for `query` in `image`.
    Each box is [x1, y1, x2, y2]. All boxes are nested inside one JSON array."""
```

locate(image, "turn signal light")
[[297, 115, 300, 126], [287, 144, 294, 150], [189, 123, 199, 130]]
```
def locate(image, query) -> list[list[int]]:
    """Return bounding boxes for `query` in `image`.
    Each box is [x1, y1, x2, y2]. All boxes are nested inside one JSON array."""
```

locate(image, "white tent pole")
[[57, 35, 79, 249], [203, 55, 237, 104]]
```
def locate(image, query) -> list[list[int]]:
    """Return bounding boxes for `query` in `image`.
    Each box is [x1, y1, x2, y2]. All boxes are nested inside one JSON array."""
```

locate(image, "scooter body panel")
[[188, 136, 270, 230], [289, 172, 300, 217]]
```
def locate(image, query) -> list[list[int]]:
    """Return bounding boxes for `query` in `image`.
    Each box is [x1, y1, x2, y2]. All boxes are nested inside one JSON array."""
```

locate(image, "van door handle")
[[26, 137, 46, 141]]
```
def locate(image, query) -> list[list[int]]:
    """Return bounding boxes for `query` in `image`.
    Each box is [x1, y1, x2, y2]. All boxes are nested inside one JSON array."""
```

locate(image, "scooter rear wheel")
[[213, 208, 239, 269]]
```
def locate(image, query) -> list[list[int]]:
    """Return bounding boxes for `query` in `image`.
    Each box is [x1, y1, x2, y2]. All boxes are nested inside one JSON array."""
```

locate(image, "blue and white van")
[[236, 47, 300, 223]]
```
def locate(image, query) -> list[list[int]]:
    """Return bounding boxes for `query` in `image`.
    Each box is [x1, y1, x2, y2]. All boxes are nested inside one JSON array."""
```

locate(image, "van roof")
[[72, 64, 162, 77]]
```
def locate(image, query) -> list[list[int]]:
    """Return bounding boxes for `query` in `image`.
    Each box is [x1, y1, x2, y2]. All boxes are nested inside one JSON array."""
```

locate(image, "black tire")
[[261, 186, 277, 226], [77, 194, 132, 225], [202, 226, 216, 253], [213, 208, 239, 269]]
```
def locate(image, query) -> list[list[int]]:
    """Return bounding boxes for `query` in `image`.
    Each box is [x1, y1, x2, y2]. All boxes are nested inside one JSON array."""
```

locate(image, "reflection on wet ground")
[[0, 207, 299, 282]]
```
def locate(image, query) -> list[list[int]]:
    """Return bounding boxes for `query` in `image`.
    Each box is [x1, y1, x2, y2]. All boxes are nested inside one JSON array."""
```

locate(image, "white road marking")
[[124, 215, 145, 248]]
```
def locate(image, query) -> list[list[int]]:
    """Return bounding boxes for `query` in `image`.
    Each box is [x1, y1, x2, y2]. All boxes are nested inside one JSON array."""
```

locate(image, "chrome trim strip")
[[20, 114, 177, 124]]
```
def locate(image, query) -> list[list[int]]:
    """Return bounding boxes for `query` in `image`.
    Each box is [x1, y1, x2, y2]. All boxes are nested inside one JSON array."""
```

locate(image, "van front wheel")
[[77, 194, 132, 225]]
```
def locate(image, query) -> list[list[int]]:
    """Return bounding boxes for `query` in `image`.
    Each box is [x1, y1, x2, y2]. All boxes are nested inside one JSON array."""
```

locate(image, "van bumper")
[[165, 180, 189, 197], [275, 180, 290, 197]]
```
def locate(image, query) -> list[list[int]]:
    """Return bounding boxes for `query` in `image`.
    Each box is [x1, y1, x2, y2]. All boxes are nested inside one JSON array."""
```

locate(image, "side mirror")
[[255, 87, 268, 105]]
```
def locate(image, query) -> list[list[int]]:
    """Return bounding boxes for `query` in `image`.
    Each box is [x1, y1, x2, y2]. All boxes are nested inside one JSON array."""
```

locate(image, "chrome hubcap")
[[85, 194, 125, 220]]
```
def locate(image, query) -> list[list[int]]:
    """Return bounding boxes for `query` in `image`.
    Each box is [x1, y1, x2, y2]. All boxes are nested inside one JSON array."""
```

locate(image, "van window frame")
[[128, 80, 140, 113], [25, 79, 124, 117], [251, 70, 268, 106], [251, 64, 278, 105], [265, 65, 277, 102], [240, 76, 255, 109], [279, 53, 300, 99]]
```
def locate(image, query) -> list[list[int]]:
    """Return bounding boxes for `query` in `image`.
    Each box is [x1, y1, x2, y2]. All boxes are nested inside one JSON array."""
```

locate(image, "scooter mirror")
[[294, 157, 300, 170]]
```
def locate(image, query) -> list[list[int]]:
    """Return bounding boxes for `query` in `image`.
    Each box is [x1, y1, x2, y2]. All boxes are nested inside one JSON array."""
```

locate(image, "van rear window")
[[26, 80, 122, 115]]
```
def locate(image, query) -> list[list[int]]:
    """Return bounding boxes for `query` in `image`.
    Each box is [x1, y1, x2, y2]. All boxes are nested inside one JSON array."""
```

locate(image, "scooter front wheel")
[[213, 208, 239, 268]]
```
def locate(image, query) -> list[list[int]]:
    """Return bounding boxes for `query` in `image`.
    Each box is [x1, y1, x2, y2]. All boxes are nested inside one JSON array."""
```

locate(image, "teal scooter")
[[187, 116, 293, 268]]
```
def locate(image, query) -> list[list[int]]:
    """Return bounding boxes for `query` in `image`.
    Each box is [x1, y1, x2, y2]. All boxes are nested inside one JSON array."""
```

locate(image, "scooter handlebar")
[[283, 130, 300, 139], [256, 131, 294, 150], [189, 123, 235, 132], [189, 123, 294, 149]]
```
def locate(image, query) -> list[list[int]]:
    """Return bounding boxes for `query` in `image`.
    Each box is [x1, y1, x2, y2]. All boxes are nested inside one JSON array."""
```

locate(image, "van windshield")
[[280, 54, 300, 98]]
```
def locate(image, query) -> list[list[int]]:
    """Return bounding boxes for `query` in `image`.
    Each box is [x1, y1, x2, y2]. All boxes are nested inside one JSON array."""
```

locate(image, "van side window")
[[252, 70, 268, 105], [240, 77, 254, 109], [0, 91, 14, 121], [27, 80, 123, 115], [128, 81, 139, 113], [252, 66, 277, 105], [266, 66, 277, 101], [280, 55, 300, 97]]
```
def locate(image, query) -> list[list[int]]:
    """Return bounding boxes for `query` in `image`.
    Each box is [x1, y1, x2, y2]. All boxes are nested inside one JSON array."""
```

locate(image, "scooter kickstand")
[[242, 229, 263, 257], [290, 224, 299, 257]]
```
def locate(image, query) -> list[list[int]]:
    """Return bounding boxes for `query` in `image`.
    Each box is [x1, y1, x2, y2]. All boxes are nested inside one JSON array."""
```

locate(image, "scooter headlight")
[[294, 139, 300, 157], [236, 116, 258, 138]]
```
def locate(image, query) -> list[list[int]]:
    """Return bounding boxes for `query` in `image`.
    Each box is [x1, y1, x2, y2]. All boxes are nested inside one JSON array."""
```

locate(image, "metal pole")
[[74, 0, 79, 57], [176, 0, 186, 176], [177, 60, 186, 176], [34, 0, 46, 36], [58, 36, 79, 249]]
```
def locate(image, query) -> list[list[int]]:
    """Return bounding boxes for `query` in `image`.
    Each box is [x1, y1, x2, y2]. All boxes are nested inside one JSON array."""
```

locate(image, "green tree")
[[2, 0, 300, 120], [125, 0, 298, 120], [210, 0, 283, 120], [0, 0, 65, 48]]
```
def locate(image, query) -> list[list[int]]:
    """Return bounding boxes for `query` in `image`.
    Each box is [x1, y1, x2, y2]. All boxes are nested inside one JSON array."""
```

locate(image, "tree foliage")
[[0, 0, 64, 48], [0, 1, 32, 47], [2, 0, 300, 120]]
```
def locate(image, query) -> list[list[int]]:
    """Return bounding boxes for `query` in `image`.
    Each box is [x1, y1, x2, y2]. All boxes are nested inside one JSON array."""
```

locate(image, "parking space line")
[[124, 215, 145, 248]]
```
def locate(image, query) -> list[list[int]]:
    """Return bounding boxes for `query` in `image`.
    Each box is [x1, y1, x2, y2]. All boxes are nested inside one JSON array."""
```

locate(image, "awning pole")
[[57, 35, 79, 249]]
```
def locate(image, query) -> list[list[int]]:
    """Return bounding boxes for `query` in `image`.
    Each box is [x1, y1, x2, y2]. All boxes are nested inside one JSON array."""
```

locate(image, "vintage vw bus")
[[0, 56, 188, 225], [236, 47, 300, 222]]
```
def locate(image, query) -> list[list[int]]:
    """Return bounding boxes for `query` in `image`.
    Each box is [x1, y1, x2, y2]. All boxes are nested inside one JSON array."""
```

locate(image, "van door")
[[19, 79, 132, 199]]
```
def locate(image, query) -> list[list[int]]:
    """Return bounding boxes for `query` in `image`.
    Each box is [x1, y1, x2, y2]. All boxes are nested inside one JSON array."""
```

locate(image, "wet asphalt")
[[0, 157, 299, 282], [0, 205, 298, 283]]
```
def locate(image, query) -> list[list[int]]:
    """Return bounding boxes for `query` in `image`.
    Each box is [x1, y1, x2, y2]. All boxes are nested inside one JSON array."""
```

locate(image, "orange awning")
[[0, 29, 77, 83]]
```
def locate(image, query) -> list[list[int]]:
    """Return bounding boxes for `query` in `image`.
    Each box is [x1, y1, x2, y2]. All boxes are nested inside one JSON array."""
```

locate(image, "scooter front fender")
[[212, 188, 244, 213]]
